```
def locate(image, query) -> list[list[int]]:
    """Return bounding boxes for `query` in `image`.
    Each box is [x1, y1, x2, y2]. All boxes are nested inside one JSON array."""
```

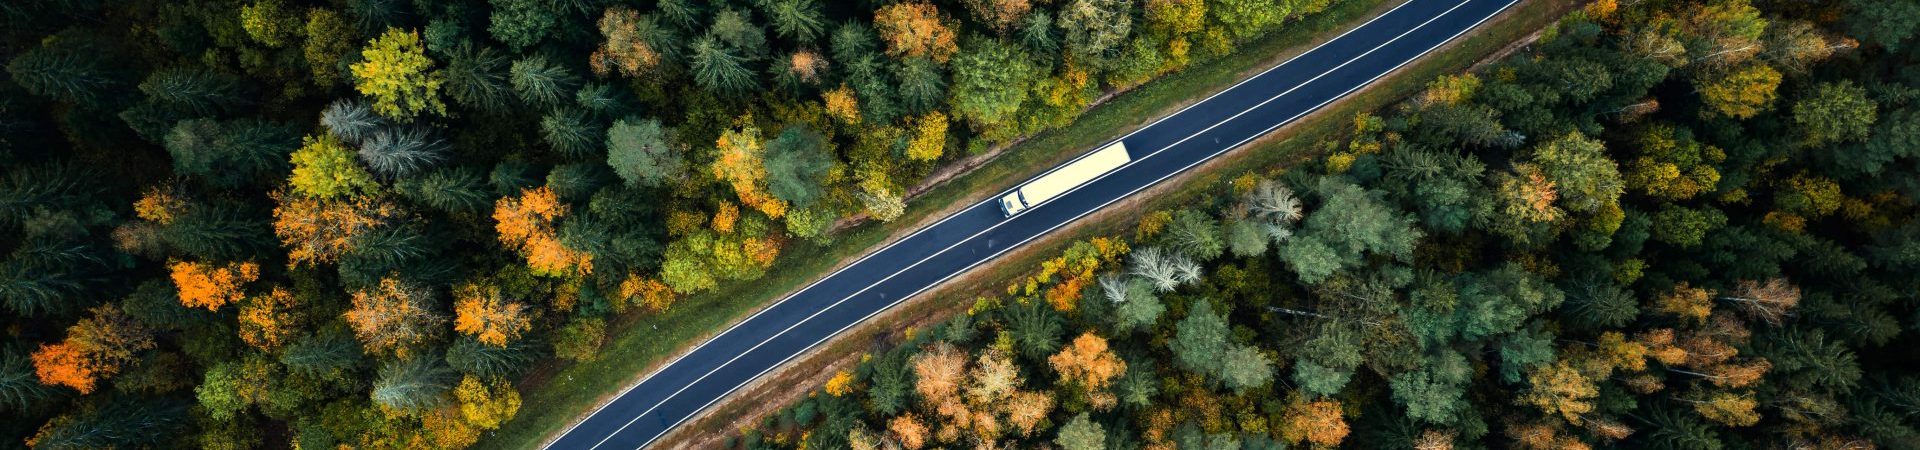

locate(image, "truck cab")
[[999, 191, 1028, 216]]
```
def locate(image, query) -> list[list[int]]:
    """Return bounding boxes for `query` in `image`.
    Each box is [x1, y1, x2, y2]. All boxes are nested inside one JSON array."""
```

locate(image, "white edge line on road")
[[618, 0, 1513, 447], [544, 0, 1421, 447]]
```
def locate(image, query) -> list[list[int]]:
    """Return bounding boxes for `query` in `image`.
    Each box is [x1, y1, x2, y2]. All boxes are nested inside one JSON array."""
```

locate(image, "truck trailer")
[[999, 141, 1131, 217]]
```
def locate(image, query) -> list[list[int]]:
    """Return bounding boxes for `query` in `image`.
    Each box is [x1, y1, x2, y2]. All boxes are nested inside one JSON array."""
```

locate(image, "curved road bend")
[[549, 0, 1518, 447]]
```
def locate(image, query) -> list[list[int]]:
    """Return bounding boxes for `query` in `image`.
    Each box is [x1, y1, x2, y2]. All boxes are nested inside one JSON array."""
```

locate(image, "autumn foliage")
[[493, 187, 594, 276], [31, 306, 156, 394], [169, 260, 260, 310], [453, 283, 533, 347], [344, 277, 445, 358]]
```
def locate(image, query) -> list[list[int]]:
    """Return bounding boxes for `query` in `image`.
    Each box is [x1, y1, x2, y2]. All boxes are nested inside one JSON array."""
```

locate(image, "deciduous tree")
[[351, 28, 446, 120]]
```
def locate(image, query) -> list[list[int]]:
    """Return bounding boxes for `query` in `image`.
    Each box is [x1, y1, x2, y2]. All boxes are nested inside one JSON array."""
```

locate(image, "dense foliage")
[[0, 0, 1346, 447], [744, 1, 1920, 449]]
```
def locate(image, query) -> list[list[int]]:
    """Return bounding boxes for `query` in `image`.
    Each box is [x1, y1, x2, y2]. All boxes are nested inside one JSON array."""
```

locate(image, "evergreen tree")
[[370, 357, 455, 412], [396, 167, 493, 213], [137, 67, 251, 116], [763, 125, 834, 208], [541, 108, 604, 159], [443, 44, 514, 114], [606, 118, 683, 187], [319, 99, 386, 144], [510, 55, 581, 109], [164, 118, 299, 187], [357, 126, 447, 177]]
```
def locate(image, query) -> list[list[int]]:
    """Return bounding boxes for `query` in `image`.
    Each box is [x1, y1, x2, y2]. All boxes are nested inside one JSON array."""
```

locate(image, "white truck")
[[999, 141, 1132, 217]]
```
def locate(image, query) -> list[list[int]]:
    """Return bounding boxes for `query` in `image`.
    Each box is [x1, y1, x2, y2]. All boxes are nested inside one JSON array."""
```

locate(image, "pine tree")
[[606, 117, 683, 187], [357, 126, 447, 177], [689, 36, 757, 95], [396, 167, 492, 213], [446, 337, 540, 379], [320, 99, 386, 144], [25, 398, 190, 449], [443, 44, 514, 114], [1164, 210, 1225, 261], [761, 0, 825, 42], [895, 57, 946, 115], [1006, 301, 1063, 358], [0, 348, 56, 412], [371, 357, 455, 412], [509, 55, 580, 109], [763, 125, 834, 208], [6, 34, 128, 105], [164, 118, 299, 187], [138, 66, 251, 115], [280, 327, 363, 379], [541, 109, 603, 159]]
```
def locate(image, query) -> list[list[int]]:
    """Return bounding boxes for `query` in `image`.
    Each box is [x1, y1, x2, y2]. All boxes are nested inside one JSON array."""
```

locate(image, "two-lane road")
[[548, 0, 1519, 447]]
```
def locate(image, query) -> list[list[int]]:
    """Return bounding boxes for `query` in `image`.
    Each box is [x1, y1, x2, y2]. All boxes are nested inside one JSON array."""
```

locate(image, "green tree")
[[1056, 412, 1107, 450], [196, 361, 247, 421], [949, 37, 1040, 139], [25, 398, 190, 449], [165, 118, 299, 188], [1172, 299, 1229, 376], [1845, 0, 1920, 50], [1792, 80, 1878, 147], [444, 44, 514, 113], [1208, 0, 1287, 40], [352, 28, 446, 121], [1652, 204, 1728, 248], [764, 125, 835, 208], [488, 0, 558, 50], [1008, 301, 1063, 358], [607, 118, 684, 187], [6, 33, 129, 105], [761, 0, 825, 42], [510, 55, 580, 109], [1278, 236, 1343, 285], [1218, 345, 1275, 394], [397, 167, 493, 213], [541, 109, 603, 158], [1165, 209, 1225, 261], [370, 357, 454, 413], [1526, 132, 1623, 213], [446, 336, 540, 379], [0, 348, 56, 412], [894, 57, 947, 115], [138, 67, 251, 116], [689, 36, 758, 95]]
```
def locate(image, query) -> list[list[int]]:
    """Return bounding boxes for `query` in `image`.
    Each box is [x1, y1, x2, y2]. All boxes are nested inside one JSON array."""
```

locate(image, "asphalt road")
[[547, 0, 1518, 447]]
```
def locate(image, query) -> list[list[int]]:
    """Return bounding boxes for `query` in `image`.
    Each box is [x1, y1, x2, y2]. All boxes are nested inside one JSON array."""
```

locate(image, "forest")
[[740, 0, 1920, 449], [0, 0, 1351, 448]]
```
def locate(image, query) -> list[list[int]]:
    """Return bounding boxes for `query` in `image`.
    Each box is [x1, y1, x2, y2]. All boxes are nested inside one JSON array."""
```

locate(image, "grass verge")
[[475, 0, 1563, 447]]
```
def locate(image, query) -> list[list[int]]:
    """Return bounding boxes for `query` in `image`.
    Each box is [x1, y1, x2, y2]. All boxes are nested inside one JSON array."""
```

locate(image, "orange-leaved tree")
[[238, 287, 302, 351], [1048, 332, 1126, 410], [31, 305, 155, 393], [344, 277, 445, 358], [452, 283, 532, 347], [493, 186, 593, 276], [169, 260, 260, 310], [273, 193, 399, 266]]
